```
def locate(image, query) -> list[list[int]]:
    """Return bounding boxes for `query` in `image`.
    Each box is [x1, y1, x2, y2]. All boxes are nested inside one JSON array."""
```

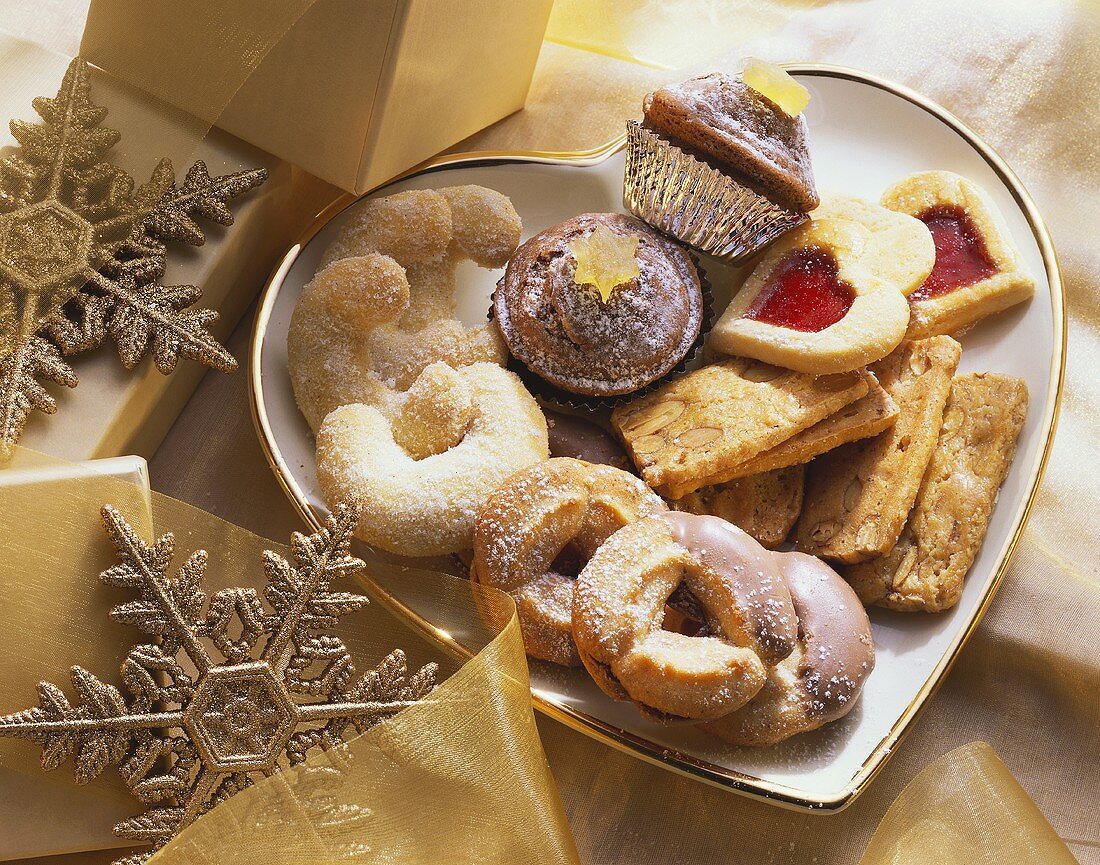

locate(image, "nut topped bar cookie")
[[881, 171, 1035, 337], [671, 465, 805, 549], [719, 372, 897, 479], [844, 373, 1029, 611], [611, 358, 869, 499], [796, 336, 962, 563]]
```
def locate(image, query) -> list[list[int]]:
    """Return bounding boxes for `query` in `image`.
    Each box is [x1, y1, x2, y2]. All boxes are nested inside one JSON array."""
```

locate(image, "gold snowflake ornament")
[[0, 57, 266, 460], [0, 502, 437, 864]]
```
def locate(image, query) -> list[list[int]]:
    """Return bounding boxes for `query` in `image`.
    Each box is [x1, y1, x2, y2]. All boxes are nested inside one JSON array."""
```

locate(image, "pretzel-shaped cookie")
[[572, 512, 798, 721], [703, 552, 874, 745], [288, 186, 520, 431], [472, 458, 667, 666], [316, 361, 548, 557]]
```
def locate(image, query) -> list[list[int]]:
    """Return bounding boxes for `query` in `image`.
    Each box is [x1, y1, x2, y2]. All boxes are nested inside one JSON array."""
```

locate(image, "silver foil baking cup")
[[623, 120, 807, 263]]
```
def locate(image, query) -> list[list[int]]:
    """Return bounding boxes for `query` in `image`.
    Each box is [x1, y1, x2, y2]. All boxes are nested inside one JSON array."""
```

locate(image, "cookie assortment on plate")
[[286, 62, 1035, 747]]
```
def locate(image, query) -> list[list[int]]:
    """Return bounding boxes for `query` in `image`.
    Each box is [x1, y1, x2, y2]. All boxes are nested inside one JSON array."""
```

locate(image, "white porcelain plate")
[[250, 67, 1063, 811]]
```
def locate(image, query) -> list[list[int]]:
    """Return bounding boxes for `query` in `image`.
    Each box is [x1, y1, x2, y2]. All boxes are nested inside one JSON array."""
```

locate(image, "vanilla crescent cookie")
[[880, 171, 1035, 338], [572, 512, 798, 722], [316, 362, 549, 557], [703, 552, 874, 746], [709, 218, 910, 373], [472, 458, 666, 666], [288, 186, 520, 431]]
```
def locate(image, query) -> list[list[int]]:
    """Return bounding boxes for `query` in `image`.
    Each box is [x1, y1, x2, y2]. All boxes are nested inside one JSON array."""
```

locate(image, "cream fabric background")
[[4, 1, 1098, 863]]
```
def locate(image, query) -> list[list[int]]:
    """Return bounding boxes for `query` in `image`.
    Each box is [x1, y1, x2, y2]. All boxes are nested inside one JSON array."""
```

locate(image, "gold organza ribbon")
[[0, 449, 579, 864], [859, 742, 1080, 865]]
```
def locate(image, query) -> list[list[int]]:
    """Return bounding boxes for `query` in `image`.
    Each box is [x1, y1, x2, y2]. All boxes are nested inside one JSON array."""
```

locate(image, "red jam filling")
[[745, 246, 854, 332], [912, 205, 998, 300]]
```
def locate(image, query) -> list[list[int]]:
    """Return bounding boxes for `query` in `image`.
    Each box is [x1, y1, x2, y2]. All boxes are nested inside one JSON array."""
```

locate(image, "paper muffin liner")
[[488, 256, 714, 413], [623, 120, 807, 263]]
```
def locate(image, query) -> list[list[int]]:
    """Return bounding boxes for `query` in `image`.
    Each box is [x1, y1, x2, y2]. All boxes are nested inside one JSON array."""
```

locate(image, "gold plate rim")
[[248, 63, 1066, 813]]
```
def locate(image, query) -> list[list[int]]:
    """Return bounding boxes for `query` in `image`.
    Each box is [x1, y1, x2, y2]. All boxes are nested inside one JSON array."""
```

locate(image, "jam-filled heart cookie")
[[709, 218, 910, 373], [813, 193, 935, 295], [880, 171, 1035, 338]]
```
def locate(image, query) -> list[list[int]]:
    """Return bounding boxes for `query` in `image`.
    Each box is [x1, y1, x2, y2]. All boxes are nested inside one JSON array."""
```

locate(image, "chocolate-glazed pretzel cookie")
[[572, 512, 798, 721], [703, 552, 874, 745]]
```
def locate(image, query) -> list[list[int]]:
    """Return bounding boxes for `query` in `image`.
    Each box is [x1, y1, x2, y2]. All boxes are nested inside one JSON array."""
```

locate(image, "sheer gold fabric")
[[859, 743, 1079, 865], [0, 450, 579, 864]]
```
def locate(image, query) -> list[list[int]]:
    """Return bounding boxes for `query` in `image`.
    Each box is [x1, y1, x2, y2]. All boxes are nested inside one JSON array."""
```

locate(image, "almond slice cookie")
[[795, 336, 962, 563], [611, 358, 869, 499], [881, 171, 1035, 338], [671, 465, 804, 549], [715, 375, 897, 480], [844, 373, 1028, 611], [709, 218, 911, 373]]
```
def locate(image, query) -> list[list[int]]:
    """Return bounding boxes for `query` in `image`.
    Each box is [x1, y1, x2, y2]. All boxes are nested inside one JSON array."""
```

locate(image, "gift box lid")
[[80, 0, 554, 193]]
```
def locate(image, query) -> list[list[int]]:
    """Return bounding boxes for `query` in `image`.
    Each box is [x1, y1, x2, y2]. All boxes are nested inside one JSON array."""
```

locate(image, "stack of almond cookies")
[[611, 171, 1034, 614]]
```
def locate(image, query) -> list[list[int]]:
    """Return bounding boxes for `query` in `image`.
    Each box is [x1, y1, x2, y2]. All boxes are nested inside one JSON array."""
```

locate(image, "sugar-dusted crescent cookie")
[[881, 171, 1035, 338], [289, 186, 519, 431], [611, 358, 870, 499], [813, 193, 935, 294], [572, 512, 798, 722], [316, 362, 549, 557], [844, 373, 1028, 612], [472, 458, 666, 666], [703, 552, 874, 746], [796, 337, 961, 564], [671, 465, 804, 549], [709, 218, 910, 373]]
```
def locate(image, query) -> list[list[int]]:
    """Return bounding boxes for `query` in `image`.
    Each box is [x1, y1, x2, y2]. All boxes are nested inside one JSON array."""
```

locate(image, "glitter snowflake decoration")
[[0, 57, 266, 460], [0, 502, 437, 864]]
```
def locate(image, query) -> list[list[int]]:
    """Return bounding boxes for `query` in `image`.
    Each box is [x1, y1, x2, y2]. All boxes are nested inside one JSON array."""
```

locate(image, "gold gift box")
[[81, 0, 555, 193], [0, 454, 152, 860]]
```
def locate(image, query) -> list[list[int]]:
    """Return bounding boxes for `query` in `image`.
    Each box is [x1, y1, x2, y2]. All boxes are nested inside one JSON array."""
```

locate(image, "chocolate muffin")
[[623, 69, 818, 262], [643, 72, 818, 212], [494, 213, 704, 401]]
